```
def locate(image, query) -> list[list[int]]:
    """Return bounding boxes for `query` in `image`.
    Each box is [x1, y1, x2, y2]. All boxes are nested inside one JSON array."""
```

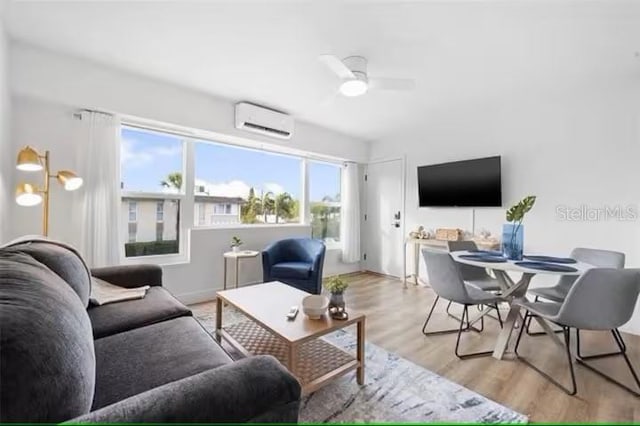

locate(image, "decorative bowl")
[[302, 295, 329, 320]]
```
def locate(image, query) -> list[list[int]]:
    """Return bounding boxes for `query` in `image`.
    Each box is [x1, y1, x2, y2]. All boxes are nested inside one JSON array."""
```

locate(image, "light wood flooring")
[[345, 272, 640, 422], [198, 272, 640, 422]]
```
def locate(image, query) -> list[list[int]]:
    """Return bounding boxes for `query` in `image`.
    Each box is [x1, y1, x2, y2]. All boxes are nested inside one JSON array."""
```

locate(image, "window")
[[128, 223, 137, 243], [120, 126, 184, 258], [194, 141, 301, 226], [128, 201, 137, 222], [309, 161, 342, 244], [119, 120, 348, 262], [156, 201, 164, 222], [156, 222, 164, 242], [197, 204, 206, 225]]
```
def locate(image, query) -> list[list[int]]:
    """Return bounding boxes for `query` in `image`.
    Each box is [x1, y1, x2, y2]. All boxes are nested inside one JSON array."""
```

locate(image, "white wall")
[[0, 16, 10, 242], [10, 42, 370, 163], [369, 77, 640, 335], [7, 43, 367, 299], [166, 225, 318, 304]]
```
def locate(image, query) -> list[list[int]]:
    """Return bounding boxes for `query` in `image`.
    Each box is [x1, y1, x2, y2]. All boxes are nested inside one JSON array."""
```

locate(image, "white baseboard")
[[174, 289, 218, 305], [174, 280, 264, 305]]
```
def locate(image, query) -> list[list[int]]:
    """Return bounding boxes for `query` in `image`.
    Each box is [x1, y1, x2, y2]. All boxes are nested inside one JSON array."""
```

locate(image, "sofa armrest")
[[91, 264, 163, 288], [65, 355, 301, 423]]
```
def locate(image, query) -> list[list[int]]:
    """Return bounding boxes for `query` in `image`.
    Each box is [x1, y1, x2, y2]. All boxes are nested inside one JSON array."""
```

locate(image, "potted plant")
[[230, 236, 243, 253], [503, 195, 536, 260], [324, 275, 349, 310]]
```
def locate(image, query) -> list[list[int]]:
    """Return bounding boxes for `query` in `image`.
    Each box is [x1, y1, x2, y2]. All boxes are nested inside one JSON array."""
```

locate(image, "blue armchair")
[[262, 238, 326, 294]]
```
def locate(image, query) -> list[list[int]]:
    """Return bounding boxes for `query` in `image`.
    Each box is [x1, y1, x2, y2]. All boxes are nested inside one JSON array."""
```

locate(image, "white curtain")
[[340, 162, 361, 263], [74, 111, 121, 267]]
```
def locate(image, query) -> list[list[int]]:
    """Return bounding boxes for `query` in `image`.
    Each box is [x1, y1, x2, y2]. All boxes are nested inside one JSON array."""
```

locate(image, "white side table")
[[223, 250, 260, 290]]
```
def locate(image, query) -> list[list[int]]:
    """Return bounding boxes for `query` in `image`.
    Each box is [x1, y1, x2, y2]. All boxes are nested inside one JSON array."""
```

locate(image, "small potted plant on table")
[[230, 236, 243, 253], [324, 275, 349, 320]]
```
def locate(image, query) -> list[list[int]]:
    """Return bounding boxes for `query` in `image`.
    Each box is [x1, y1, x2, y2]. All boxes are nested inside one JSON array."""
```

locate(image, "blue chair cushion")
[[271, 262, 313, 280]]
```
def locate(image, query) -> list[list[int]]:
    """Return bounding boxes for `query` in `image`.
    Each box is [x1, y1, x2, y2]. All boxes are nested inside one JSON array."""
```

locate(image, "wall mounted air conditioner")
[[234, 102, 294, 140]]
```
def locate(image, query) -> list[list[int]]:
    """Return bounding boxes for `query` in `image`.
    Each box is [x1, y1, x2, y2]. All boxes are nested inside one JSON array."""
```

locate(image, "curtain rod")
[[72, 108, 115, 120]]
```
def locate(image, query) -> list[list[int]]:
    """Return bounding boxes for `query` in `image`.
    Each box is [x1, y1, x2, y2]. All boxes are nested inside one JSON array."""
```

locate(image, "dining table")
[[451, 251, 595, 360]]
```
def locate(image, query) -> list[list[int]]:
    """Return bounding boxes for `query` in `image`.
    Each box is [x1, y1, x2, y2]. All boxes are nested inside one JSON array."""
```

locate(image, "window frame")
[[119, 119, 346, 265], [119, 124, 191, 265]]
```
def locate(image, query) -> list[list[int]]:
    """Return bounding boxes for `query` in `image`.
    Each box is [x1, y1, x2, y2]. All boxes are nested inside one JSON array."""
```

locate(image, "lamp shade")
[[15, 183, 43, 206], [57, 170, 83, 191], [16, 146, 43, 171]]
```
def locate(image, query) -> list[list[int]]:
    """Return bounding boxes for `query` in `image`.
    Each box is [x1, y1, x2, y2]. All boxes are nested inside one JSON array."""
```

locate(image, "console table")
[[403, 238, 500, 288]]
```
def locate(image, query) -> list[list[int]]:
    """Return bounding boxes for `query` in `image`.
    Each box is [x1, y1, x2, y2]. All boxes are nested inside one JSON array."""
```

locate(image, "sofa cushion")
[[7, 241, 92, 307], [88, 286, 192, 338], [0, 250, 95, 422], [92, 317, 231, 410], [271, 261, 312, 279]]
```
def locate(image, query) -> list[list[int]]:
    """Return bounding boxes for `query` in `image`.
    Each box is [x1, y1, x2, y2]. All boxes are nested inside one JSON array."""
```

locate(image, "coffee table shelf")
[[222, 320, 358, 392]]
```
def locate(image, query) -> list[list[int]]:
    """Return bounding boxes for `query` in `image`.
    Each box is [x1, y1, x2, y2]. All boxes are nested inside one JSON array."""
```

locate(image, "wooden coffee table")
[[215, 281, 365, 394]]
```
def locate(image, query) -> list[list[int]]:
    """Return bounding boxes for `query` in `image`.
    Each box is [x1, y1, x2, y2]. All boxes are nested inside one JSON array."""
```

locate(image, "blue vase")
[[502, 223, 524, 260]]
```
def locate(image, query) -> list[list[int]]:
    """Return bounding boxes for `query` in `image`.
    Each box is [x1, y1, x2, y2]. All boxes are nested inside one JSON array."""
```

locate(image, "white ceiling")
[[5, 0, 640, 141]]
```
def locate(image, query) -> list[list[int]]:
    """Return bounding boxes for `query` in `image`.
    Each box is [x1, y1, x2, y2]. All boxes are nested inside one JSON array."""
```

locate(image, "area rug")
[[193, 305, 527, 423]]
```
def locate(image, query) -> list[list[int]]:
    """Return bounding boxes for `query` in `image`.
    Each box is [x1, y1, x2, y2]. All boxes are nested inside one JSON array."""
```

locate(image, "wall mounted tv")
[[417, 156, 502, 207]]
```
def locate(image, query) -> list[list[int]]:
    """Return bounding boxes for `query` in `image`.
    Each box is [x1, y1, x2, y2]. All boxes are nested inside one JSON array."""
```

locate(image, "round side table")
[[223, 250, 260, 290]]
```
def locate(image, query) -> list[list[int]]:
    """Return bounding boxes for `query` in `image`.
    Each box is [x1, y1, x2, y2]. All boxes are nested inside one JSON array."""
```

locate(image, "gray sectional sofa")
[[0, 240, 301, 423]]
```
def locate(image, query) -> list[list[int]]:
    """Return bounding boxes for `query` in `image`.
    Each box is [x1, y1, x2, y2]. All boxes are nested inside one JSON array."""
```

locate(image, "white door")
[[364, 159, 404, 277]]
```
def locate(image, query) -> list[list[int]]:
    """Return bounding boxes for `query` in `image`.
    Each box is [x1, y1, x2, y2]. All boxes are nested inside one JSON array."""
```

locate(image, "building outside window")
[[128, 201, 137, 222], [309, 161, 342, 244], [197, 204, 206, 225], [156, 201, 164, 222], [128, 223, 137, 243], [193, 141, 301, 225], [155, 222, 164, 242]]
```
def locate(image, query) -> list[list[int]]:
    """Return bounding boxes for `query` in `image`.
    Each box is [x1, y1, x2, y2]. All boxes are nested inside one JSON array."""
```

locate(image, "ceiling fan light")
[[339, 79, 368, 97]]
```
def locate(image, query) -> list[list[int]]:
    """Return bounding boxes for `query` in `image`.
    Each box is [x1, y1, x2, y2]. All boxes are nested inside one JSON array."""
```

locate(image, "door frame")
[[363, 155, 406, 277]]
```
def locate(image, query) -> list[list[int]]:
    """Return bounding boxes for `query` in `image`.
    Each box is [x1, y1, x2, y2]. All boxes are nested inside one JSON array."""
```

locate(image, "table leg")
[[532, 315, 566, 351], [223, 257, 227, 291], [414, 242, 419, 285], [235, 257, 239, 289], [215, 296, 223, 343], [492, 271, 534, 360], [403, 241, 408, 289], [287, 343, 298, 377], [357, 318, 365, 385]]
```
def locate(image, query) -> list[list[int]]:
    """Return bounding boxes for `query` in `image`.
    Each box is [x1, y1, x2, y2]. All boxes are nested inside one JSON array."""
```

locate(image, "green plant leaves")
[[324, 276, 349, 293], [506, 195, 536, 222]]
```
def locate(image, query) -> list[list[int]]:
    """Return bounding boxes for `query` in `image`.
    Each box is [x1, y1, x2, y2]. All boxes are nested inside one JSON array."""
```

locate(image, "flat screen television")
[[417, 156, 502, 207]]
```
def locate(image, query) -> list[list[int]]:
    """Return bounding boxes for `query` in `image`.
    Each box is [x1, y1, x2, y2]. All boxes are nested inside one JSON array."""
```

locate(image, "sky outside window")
[[121, 127, 183, 192], [121, 126, 342, 201]]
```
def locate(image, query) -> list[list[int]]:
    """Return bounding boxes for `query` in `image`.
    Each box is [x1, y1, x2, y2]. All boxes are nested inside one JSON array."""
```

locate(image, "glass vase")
[[329, 292, 345, 309], [502, 223, 524, 260]]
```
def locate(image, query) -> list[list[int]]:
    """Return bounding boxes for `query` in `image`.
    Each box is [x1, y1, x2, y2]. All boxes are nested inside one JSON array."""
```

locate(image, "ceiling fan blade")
[[369, 77, 416, 91], [318, 54, 355, 80]]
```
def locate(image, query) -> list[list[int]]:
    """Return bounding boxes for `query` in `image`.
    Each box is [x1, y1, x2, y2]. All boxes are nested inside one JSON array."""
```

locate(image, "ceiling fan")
[[318, 54, 415, 97]]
